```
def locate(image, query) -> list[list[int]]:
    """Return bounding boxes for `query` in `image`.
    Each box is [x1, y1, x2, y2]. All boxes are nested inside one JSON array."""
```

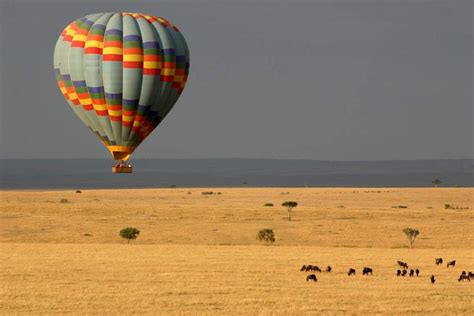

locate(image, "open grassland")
[[1, 188, 473, 314]]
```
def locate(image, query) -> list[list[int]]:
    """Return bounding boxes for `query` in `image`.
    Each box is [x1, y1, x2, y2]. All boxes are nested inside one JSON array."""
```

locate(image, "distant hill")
[[0, 159, 472, 189]]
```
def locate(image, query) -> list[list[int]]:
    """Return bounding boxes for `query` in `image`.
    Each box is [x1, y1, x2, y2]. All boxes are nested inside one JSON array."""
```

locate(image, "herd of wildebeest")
[[301, 257, 473, 284]]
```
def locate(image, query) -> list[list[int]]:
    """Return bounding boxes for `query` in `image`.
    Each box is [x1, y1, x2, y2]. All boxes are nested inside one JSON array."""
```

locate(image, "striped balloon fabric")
[[54, 12, 189, 161]]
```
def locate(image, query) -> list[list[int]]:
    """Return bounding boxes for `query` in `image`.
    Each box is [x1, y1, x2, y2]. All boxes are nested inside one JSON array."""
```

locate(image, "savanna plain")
[[1, 188, 473, 315]]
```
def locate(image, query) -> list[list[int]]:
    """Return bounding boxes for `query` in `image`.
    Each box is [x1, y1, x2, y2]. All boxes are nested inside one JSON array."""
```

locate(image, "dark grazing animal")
[[326, 266, 332, 272], [416, 269, 420, 277], [348, 268, 356, 276], [401, 270, 407, 276], [409, 269, 414, 277], [302, 265, 322, 272], [397, 261, 409, 269], [309, 265, 322, 272], [435, 258, 443, 265], [306, 274, 318, 282], [430, 275, 436, 284], [397, 270, 401, 277], [458, 271, 470, 282], [362, 267, 373, 276], [447, 260, 456, 268]]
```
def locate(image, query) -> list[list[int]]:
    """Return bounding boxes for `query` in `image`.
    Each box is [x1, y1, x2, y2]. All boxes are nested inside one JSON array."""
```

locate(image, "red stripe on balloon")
[[103, 54, 123, 61], [144, 69, 160, 75], [85, 47, 102, 54], [124, 61, 143, 68]]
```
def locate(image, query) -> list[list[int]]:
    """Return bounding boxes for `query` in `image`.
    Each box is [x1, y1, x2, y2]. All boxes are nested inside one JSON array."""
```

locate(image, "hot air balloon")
[[53, 13, 189, 173]]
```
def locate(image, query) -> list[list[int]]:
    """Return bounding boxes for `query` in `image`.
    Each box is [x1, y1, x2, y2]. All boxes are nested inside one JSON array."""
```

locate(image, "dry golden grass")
[[1, 188, 473, 314]]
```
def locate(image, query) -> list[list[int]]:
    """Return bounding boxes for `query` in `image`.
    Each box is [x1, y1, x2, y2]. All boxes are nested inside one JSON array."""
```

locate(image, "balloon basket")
[[112, 166, 133, 173]]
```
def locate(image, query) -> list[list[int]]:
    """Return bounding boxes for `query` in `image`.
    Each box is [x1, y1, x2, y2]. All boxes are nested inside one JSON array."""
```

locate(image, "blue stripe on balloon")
[[73, 80, 87, 87], [143, 41, 160, 48], [123, 99, 139, 106], [105, 93, 123, 99], [124, 35, 142, 42], [88, 86, 104, 93], [162, 48, 175, 54]]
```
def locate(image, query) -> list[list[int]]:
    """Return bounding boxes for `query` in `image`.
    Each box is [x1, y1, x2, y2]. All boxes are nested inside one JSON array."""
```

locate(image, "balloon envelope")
[[53, 12, 189, 161]]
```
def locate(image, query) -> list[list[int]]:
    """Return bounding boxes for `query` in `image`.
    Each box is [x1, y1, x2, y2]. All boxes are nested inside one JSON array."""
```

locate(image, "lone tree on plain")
[[120, 227, 140, 243], [403, 227, 420, 248], [282, 201, 298, 221], [256, 228, 275, 245], [432, 179, 442, 187]]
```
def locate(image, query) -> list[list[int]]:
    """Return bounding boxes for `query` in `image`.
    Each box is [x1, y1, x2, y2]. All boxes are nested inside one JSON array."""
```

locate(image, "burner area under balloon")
[[112, 161, 133, 173]]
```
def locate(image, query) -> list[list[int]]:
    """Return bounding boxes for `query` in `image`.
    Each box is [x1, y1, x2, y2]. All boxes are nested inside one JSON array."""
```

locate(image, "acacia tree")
[[432, 179, 442, 187], [120, 227, 140, 243], [282, 201, 298, 221], [256, 228, 275, 245], [402, 227, 420, 248]]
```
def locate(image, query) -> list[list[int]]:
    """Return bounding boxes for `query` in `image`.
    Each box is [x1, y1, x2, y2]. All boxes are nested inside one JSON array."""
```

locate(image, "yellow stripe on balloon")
[[108, 110, 122, 116], [73, 34, 87, 42], [103, 47, 123, 55], [85, 40, 103, 48], [93, 104, 107, 111], [123, 116, 135, 122], [79, 98, 92, 106], [123, 54, 143, 62], [144, 61, 161, 68], [162, 68, 175, 75]]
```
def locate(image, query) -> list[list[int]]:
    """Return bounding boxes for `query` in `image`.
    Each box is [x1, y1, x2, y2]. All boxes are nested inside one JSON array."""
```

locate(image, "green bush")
[[120, 227, 140, 243], [256, 228, 275, 244]]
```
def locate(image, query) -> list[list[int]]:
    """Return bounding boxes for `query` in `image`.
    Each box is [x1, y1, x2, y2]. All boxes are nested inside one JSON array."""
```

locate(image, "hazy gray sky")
[[0, 0, 472, 160]]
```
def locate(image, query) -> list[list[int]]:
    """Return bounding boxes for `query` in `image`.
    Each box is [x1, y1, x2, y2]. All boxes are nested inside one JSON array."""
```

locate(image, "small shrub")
[[120, 227, 140, 243], [217, 192, 222, 195], [403, 227, 420, 248], [59, 199, 69, 203], [169, 184, 177, 188], [84, 233, 92, 237], [264, 203, 274, 207], [75, 190, 82, 194], [445, 204, 469, 210], [432, 179, 442, 187], [201, 191, 214, 195], [256, 228, 275, 244]]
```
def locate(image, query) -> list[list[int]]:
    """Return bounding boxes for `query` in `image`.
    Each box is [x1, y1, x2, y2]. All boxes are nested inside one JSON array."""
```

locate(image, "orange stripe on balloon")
[[124, 48, 143, 54], [104, 40, 122, 48]]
